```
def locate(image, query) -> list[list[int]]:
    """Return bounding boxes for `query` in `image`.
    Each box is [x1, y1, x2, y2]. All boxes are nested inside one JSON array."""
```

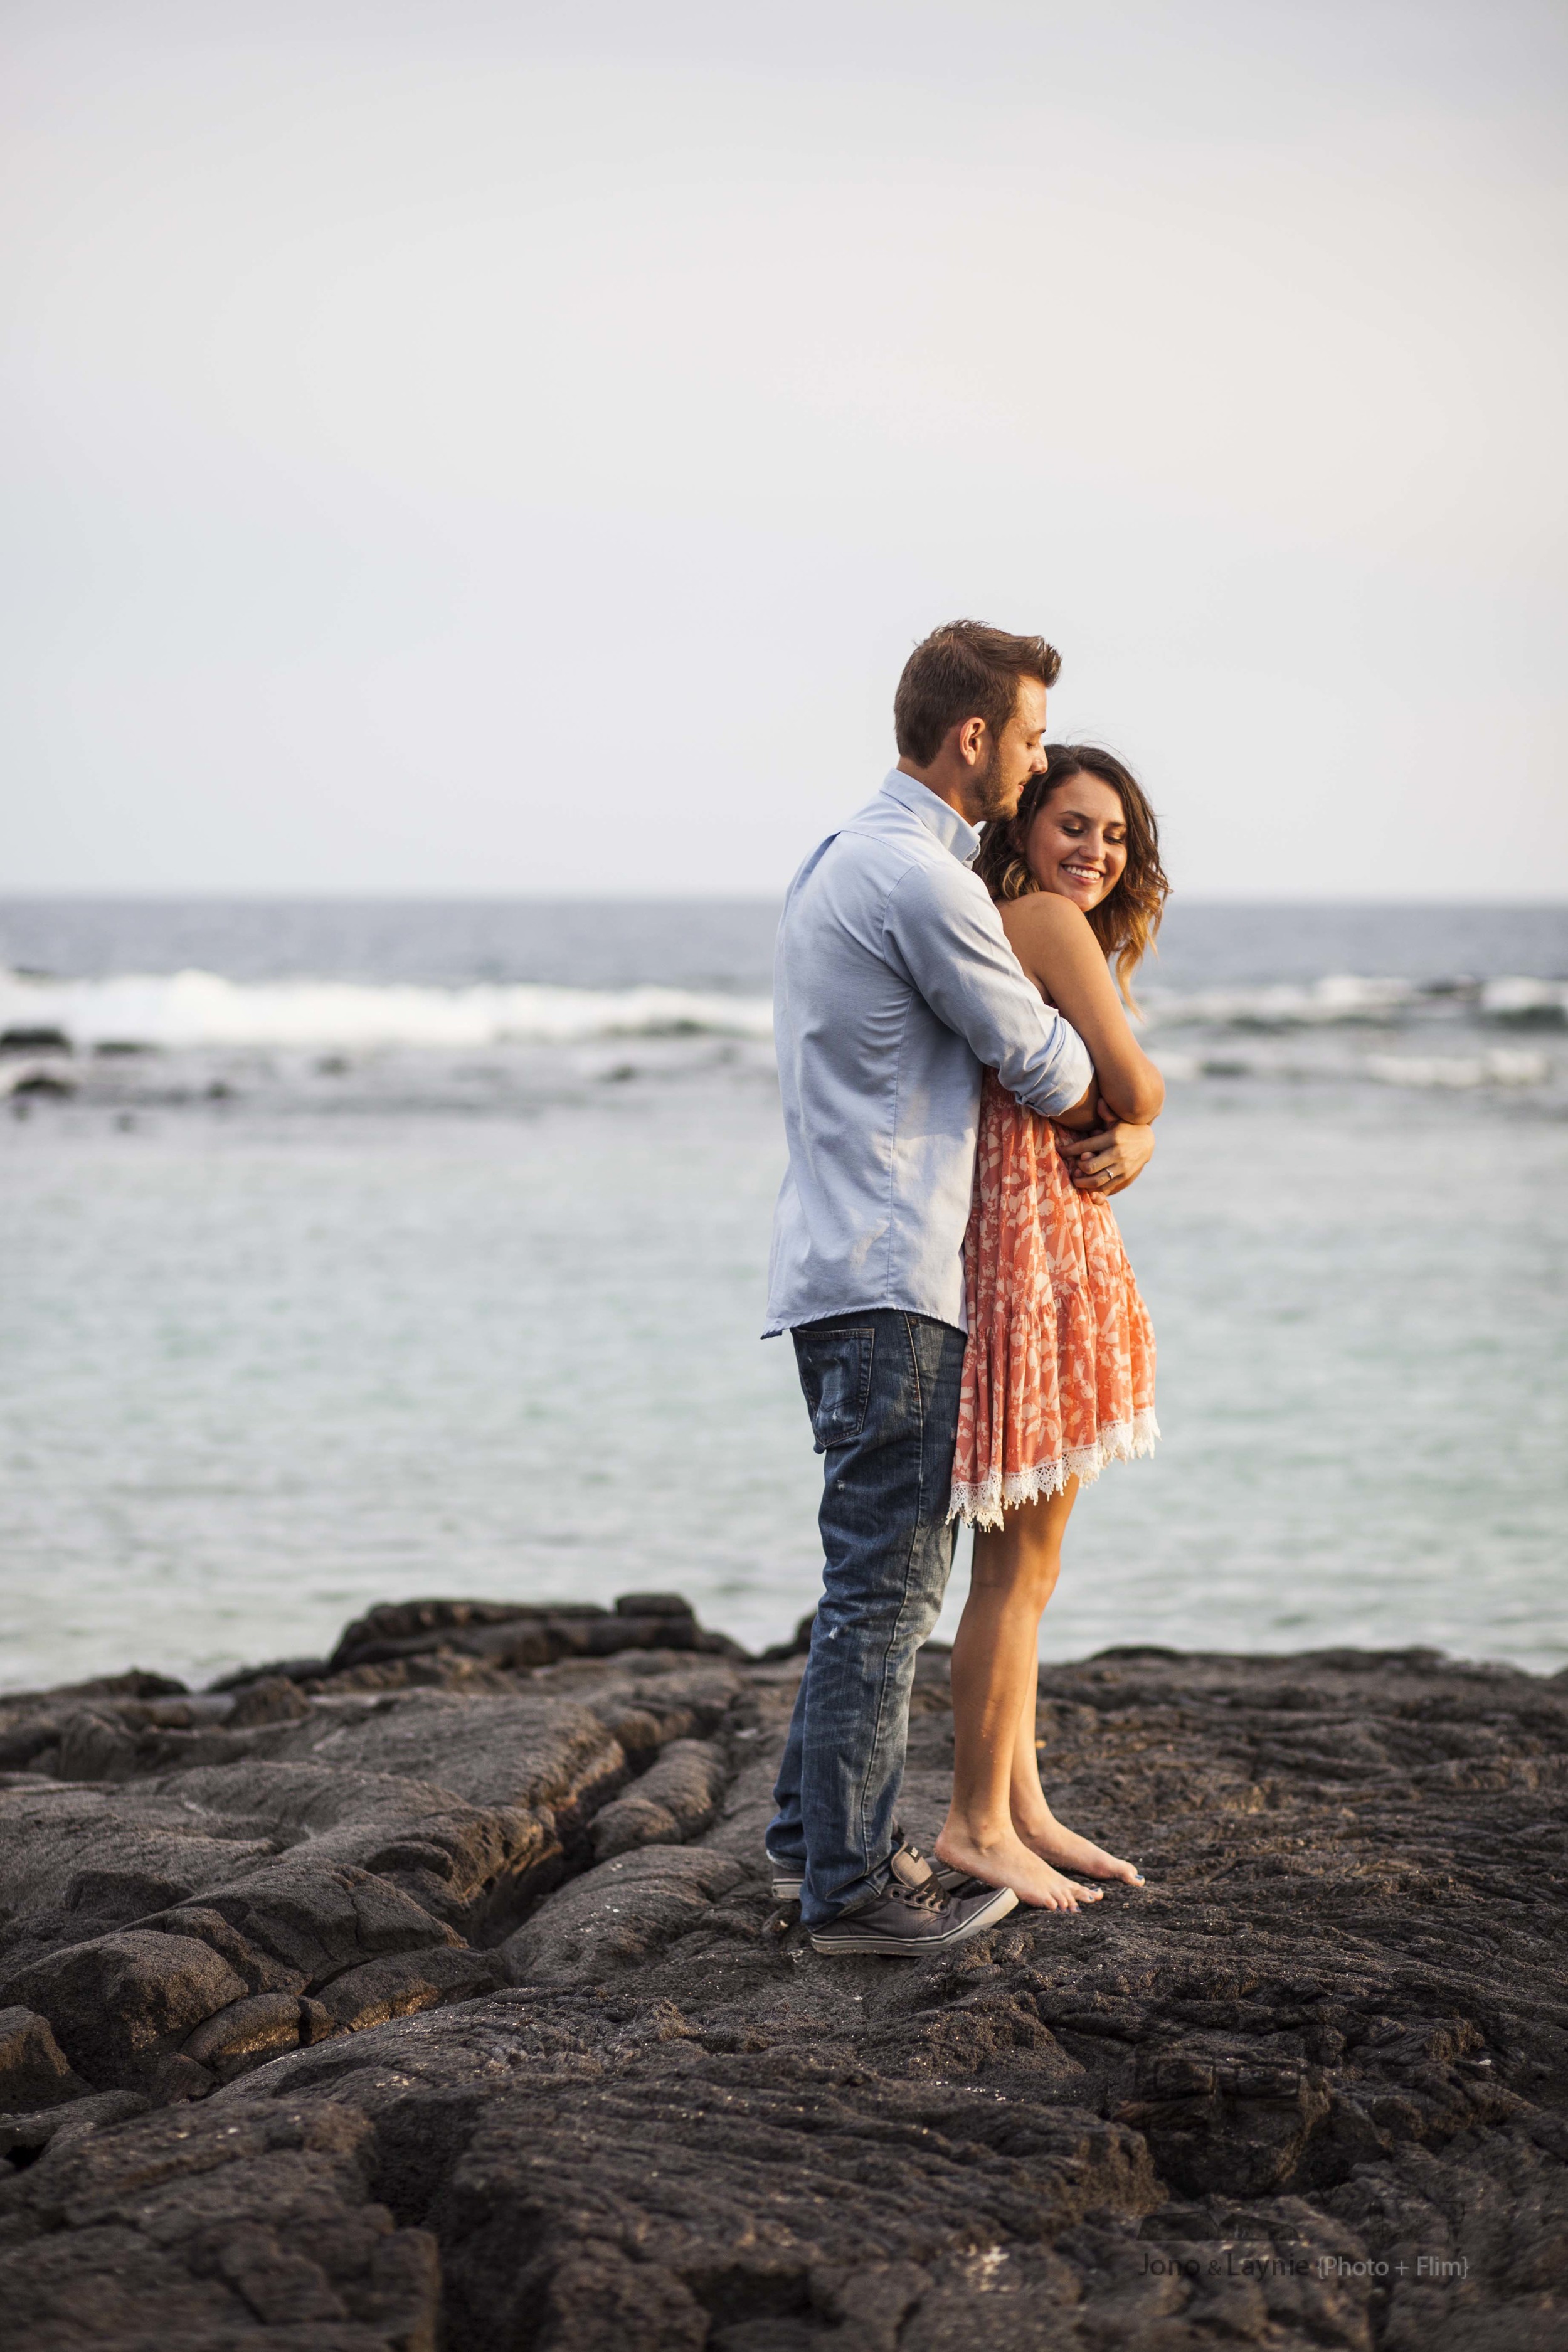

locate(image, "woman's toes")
[[1017, 1818, 1147, 1887]]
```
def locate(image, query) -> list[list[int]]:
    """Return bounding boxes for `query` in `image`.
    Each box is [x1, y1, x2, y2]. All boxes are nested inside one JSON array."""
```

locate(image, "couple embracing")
[[763, 619, 1169, 1956]]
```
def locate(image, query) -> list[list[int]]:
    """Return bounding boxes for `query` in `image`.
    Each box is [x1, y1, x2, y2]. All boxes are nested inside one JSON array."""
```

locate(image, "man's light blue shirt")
[[764, 769, 1094, 1337]]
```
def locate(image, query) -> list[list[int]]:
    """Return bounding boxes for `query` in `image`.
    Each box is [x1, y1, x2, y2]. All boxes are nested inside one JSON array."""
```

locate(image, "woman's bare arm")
[[998, 895, 1165, 1125]]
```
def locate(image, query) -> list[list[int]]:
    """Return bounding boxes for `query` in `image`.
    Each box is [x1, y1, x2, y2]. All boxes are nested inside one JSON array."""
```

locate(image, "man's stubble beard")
[[972, 744, 1041, 825]]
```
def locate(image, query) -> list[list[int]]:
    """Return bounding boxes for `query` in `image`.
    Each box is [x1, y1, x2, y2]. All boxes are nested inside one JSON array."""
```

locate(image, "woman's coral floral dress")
[[949, 1069, 1158, 1528]]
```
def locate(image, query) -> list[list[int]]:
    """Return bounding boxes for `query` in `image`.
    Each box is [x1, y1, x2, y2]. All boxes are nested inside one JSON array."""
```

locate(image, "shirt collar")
[[879, 768, 983, 867]]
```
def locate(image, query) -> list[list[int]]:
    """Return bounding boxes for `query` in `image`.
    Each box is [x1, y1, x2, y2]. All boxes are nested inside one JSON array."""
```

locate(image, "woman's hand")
[[1057, 1103, 1155, 1197]]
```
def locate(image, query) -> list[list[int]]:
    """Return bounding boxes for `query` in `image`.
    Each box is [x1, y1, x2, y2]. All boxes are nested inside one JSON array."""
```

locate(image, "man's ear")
[[956, 715, 987, 767]]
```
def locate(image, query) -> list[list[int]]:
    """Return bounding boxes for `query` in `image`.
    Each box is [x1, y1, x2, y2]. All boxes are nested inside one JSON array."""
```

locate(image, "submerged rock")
[[0, 1026, 72, 1054], [0, 1604, 1564, 2346]]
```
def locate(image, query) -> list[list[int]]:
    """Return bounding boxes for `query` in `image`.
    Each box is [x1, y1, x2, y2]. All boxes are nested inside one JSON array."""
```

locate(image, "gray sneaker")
[[809, 1869, 1017, 1956], [892, 1837, 968, 1892], [765, 1846, 805, 1900], [928, 1856, 984, 1895], [766, 1821, 926, 1904]]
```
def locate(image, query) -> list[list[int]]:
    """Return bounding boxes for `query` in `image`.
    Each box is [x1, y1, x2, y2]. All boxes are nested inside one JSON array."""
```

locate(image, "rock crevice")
[[1, 1609, 1564, 2347]]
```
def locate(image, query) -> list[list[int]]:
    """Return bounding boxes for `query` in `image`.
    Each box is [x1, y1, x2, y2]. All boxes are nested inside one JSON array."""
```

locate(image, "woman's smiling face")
[[1024, 771, 1128, 911]]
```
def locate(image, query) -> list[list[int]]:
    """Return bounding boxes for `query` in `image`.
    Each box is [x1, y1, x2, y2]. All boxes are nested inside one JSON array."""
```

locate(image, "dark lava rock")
[[314, 1945, 507, 2036], [590, 1738, 731, 1860], [184, 1991, 312, 2082], [322, 1594, 748, 1680], [0, 1609, 1564, 2347], [1, 1929, 245, 2094], [502, 1844, 748, 1985], [0, 2006, 90, 2112], [0, 2085, 151, 2165]]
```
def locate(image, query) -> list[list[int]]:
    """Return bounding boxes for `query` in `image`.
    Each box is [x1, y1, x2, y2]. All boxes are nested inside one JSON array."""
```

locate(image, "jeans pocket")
[[793, 1325, 876, 1452]]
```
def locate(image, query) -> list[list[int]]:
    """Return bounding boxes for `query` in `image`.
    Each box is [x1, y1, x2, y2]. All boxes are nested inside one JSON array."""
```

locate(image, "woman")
[[933, 744, 1169, 1912]]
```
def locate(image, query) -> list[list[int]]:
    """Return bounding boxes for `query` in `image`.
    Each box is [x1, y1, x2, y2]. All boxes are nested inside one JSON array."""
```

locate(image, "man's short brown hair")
[[893, 619, 1062, 766]]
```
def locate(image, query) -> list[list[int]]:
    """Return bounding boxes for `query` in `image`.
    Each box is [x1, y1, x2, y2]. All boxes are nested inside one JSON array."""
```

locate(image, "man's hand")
[[1056, 1103, 1155, 1198]]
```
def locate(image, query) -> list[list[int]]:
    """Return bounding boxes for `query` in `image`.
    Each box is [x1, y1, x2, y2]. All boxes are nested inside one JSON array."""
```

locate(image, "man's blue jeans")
[[768, 1309, 967, 1927]]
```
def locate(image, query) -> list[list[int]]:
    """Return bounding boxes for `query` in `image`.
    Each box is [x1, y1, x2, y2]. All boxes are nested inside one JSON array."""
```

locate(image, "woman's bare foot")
[[1014, 1806, 1144, 1886], [934, 1821, 1104, 1910]]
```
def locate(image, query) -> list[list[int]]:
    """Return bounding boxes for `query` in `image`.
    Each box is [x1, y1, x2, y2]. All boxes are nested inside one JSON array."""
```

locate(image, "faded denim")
[[768, 1308, 967, 1926]]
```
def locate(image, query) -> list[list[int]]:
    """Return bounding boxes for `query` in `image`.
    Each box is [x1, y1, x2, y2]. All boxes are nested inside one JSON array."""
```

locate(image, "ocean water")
[[3, 896, 1565, 1693]]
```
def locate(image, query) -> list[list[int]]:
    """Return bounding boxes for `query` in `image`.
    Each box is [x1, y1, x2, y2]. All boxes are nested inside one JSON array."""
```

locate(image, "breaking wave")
[[1152, 1047, 1552, 1090], [0, 966, 1559, 1094], [1139, 973, 1568, 1030], [0, 968, 775, 1051]]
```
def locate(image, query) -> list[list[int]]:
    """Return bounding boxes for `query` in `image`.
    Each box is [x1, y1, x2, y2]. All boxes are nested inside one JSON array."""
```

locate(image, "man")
[[764, 619, 1096, 1956]]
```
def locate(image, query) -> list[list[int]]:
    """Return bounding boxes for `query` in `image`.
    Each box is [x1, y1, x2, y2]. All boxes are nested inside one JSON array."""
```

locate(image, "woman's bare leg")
[[935, 1481, 1102, 1909], [1009, 1661, 1145, 1886]]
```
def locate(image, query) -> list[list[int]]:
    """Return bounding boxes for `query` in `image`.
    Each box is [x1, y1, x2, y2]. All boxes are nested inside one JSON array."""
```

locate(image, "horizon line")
[[3, 889, 1567, 911]]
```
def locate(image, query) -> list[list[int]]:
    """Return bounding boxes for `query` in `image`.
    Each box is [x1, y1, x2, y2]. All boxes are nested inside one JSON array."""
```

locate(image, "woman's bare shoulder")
[[997, 891, 1093, 948]]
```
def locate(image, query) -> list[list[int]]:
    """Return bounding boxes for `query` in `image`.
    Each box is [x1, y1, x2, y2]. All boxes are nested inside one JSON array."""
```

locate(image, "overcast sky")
[[5, 0, 1566, 898]]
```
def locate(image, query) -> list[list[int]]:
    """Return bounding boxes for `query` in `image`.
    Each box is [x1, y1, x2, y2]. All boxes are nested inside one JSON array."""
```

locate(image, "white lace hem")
[[947, 1407, 1161, 1530]]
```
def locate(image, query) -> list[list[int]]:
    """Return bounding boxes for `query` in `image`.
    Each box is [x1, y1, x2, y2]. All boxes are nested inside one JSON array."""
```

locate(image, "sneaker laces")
[[887, 1873, 949, 1917]]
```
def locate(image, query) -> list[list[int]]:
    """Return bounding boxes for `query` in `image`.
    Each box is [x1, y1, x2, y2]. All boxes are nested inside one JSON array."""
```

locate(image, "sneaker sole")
[[808, 1882, 1018, 1956]]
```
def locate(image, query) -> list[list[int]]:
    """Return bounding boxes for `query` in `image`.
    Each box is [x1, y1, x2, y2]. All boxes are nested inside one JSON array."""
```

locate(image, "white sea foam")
[[0, 968, 775, 1051], [1152, 1046, 1550, 1089], [1140, 975, 1420, 1029], [1362, 1049, 1550, 1089], [1139, 972, 1568, 1033], [2, 963, 1561, 1078], [1478, 976, 1568, 1023]]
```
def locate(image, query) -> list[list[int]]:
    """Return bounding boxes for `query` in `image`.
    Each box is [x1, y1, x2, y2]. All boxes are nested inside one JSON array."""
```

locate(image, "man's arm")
[[883, 861, 1094, 1118]]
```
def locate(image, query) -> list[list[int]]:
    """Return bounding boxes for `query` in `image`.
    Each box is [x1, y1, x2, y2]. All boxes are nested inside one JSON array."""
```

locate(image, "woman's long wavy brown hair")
[[973, 743, 1170, 1009]]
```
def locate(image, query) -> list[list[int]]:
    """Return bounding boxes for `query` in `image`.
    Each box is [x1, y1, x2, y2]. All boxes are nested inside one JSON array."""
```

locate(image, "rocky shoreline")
[[0, 1594, 1564, 2349]]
